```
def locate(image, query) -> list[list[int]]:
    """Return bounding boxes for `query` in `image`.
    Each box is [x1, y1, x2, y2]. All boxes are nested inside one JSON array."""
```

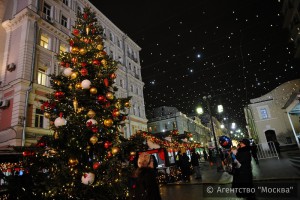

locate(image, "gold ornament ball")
[[75, 83, 82, 90], [54, 80, 62, 86], [115, 102, 121, 109], [77, 107, 84, 113], [44, 112, 50, 119], [87, 110, 96, 118], [68, 157, 79, 167], [96, 44, 103, 50], [71, 46, 79, 53], [103, 118, 113, 127], [53, 131, 59, 140], [90, 87, 98, 94], [124, 102, 131, 108], [101, 59, 107, 66], [79, 48, 87, 55], [90, 135, 98, 145], [70, 72, 78, 80], [130, 151, 136, 156], [68, 84, 73, 90], [106, 92, 114, 100], [111, 147, 120, 155]]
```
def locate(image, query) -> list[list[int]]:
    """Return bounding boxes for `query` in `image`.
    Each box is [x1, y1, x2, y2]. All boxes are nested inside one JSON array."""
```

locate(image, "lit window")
[[61, 15, 68, 27], [35, 109, 44, 128], [38, 68, 47, 86], [60, 43, 67, 53], [260, 108, 269, 119], [40, 34, 49, 49]]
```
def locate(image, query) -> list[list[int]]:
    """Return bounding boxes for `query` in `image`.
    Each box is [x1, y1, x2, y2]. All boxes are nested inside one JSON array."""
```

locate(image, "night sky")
[[89, 0, 300, 132]]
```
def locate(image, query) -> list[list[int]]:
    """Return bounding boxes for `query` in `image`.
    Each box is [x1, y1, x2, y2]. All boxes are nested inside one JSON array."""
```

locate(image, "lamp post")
[[197, 95, 223, 172]]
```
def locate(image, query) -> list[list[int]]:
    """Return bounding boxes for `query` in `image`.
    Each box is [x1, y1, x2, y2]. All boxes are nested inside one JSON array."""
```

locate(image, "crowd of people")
[[128, 137, 274, 200]]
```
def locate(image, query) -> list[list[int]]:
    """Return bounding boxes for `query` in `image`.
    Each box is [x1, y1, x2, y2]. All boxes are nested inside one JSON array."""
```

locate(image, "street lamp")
[[197, 95, 223, 172]]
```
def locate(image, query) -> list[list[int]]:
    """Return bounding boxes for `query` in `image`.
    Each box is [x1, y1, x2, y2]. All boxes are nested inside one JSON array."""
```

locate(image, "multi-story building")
[[147, 106, 215, 148], [282, 0, 300, 58], [244, 79, 300, 148], [0, 0, 147, 147]]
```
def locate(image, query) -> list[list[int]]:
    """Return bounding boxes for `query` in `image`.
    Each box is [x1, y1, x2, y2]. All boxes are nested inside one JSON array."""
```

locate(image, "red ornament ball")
[[80, 68, 88, 76], [93, 162, 101, 170], [97, 95, 106, 103], [73, 29, 80, 36], [104, 141, 111, 149]]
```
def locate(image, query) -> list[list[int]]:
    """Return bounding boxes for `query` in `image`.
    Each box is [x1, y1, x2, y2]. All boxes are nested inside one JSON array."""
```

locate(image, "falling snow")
[[91, 0, 300, 131]]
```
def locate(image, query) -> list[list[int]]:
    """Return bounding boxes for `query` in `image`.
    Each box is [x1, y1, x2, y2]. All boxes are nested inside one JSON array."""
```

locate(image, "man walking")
[[191, 150, 202, 179]]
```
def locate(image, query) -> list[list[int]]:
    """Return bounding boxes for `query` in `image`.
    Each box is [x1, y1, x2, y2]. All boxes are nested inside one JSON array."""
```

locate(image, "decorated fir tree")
[[25, 7, 132, 199]]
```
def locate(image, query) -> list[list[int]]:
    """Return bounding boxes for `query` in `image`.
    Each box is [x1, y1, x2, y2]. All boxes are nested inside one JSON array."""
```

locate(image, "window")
[[38, 68, 47, 86], [35, 109, 44, 128], [130, 85, 134, 92], [62, 0, 69, 6], [61, 15, 68, 28], [77, 6, 83, 15], [117, 38, 122, 48], [43, 3, 51, 20], [173, 121, 177, 129], [260, 108, 269, 119], [120, 79, 124, 88], [40, 34, 49, 49], [137, 106, 140, 117], [60, 43, 67, 53], [136, 87, 139, 95], [109, 32, 114, 42]]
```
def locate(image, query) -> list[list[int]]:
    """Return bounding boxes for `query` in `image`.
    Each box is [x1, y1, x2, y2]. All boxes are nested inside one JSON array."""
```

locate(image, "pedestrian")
[[208, 149, 213, 166], [179, 152, 191, 182], [130, 152, 162, 200], [203, 149, 208, 161], [250, 141, 259, 165], [225, 146, 241, 175], [191, 150, 202, 179], [274, 140, 280, 155], [232, 139, 256, 200]]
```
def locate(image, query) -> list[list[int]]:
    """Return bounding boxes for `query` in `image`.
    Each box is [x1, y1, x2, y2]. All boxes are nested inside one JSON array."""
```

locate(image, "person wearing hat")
[[232, 138, 256, 200], [130, 152, 162, 200]]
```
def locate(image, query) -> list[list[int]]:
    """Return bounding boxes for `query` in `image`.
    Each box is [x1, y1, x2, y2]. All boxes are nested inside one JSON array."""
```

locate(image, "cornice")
[[2, 8, 39, 31]]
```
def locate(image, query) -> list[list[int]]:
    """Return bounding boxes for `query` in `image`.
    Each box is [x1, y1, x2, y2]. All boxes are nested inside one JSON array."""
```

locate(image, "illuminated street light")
[[197, 95, 223, 172], [217, 105, 223, 113], [196, 107, 204, 115], [231, 122, 236, 130]]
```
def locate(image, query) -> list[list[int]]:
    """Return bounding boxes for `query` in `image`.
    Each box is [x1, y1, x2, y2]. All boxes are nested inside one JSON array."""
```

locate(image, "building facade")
[[0, 0, 147, 147], [147, 106, 223, 148], [244, 79, 300, 147]]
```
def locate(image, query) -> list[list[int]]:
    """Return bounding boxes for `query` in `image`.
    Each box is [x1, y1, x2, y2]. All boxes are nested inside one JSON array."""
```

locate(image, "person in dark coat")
[[191, 151, 201, 179], [250, 141, 259, 165], [203, 149, 208, 161], [179, 152, 191, 182], [232, 139, 256, 200], [131, 152, 162, 200]]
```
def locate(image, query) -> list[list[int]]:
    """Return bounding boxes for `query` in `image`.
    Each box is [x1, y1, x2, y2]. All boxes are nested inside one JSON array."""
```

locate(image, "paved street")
[[160, 150, 300, 200]]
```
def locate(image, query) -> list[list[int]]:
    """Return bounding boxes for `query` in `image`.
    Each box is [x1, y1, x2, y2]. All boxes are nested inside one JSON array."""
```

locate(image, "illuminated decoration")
[[81, 79, 91, 89], [64, 68, 73, 76], [23, 7, 132, 199], [81, 172, 95, 185]]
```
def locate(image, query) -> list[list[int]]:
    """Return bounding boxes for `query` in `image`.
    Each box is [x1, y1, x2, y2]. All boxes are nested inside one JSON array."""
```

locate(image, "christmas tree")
[[23, 7, 132, 199]]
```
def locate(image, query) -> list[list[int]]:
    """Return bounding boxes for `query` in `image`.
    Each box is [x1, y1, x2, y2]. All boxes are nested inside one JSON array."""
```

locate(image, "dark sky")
[[89, 0, 300, 132]]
